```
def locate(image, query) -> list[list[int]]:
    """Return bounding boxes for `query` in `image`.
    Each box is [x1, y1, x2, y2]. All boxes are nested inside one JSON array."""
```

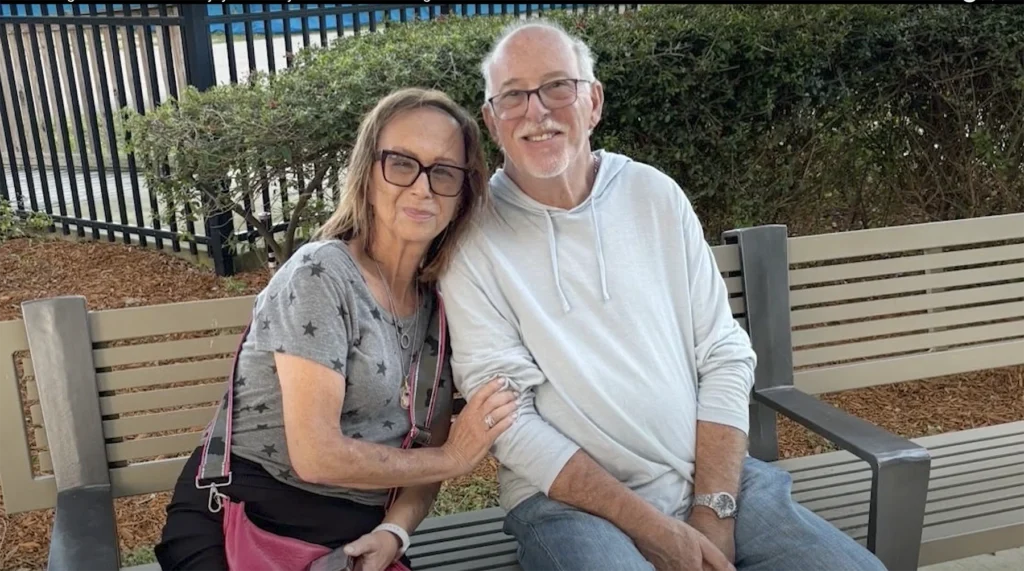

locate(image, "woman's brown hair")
[[313, 87, 490, 283]]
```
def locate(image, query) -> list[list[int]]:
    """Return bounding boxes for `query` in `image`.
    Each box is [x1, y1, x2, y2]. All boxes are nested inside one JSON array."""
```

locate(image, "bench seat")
[[394, 422, 1024, 571]]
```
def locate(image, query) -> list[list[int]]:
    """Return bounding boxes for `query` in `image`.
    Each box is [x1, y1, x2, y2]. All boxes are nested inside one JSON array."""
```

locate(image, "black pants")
[[156, 446, 409, 570]]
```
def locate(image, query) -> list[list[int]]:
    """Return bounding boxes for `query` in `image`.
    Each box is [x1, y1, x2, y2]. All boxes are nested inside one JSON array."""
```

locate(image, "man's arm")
[[675, 188, 758, 560]]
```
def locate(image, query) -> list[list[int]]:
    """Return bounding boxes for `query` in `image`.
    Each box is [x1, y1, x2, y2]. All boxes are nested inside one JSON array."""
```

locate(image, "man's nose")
[[523, 91, 551, 123]]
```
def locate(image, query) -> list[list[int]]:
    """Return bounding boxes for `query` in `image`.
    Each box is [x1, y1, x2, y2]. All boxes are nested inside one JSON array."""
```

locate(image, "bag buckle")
[[195, 473, 232, 513]]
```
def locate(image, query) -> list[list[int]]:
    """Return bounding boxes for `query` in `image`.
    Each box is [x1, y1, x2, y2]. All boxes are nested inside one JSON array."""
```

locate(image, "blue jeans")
[[503, 457, 886, 571]]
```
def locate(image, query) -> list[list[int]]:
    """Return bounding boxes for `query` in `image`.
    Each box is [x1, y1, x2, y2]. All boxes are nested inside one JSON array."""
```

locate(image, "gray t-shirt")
[[228, 239, 439, 505]]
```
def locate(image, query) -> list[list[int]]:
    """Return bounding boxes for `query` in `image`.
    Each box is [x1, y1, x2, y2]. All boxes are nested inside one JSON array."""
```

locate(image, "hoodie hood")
[[488, 150, 633, 313]]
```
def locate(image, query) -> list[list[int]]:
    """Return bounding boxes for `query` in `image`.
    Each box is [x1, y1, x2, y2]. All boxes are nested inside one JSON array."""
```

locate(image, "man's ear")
[[481, 102, 500, 143], [588, 81, 604, 132]]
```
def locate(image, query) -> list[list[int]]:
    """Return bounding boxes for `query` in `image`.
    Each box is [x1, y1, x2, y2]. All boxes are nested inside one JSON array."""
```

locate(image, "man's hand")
[[635, 513, 735, 571], [343, 530, 401, 571], [687, 509, 736, 564]]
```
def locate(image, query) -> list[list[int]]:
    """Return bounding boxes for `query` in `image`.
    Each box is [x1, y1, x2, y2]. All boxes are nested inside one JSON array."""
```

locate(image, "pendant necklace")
[[373, 259, 419, 410]]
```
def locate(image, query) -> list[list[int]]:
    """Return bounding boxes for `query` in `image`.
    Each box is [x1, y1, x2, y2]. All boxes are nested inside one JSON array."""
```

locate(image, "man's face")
[[482, 28, 603, 182]]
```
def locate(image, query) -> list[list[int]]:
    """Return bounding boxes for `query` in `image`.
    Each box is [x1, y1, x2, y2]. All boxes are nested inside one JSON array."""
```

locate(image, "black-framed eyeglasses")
[[487, 78, 590, 120], [377, 150, 469, 197]]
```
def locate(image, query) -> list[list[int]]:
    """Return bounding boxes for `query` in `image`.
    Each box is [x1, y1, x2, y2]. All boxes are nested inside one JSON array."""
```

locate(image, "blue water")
[[1, 4, 571, 35]]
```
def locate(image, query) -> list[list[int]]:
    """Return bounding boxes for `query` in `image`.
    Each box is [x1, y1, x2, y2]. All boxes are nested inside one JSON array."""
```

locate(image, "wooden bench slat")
[[794, 319, 1023, 368], [790, 262, 1024, 308], [99, 382, 225, 415], [713, 244, 740, 274], [409, 529, 512, 559], [102, 406, 216, 439], [96, 358, 233, 392], [792, 300, 1024, 348], [917, 509, 1024, 566], [790, 282, 1024, 328], [789, 243, 1024, 286], [787, 213, 1024, 265], [87, 296, 254, 343], [21, 335, 239, 378]]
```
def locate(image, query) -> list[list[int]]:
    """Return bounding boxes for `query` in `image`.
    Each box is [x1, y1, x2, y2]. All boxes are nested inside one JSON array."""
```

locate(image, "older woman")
[[156, 88, 517, 571]]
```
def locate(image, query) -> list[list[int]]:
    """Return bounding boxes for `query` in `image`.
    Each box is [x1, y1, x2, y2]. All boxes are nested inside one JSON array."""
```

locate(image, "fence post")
[[178, 3, 235, 276]]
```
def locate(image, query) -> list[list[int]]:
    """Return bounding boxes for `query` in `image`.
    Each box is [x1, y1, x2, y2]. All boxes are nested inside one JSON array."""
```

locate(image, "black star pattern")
[[276, 345, 286, 354], [424, 334, 439, 356], [309, 261, 325, 277], [254, 403, 269, 414], [256, 423, 269, 430], [261, 318, 270, 331], [262, 444, 277, 457], [376, 361, 387, 375], [352, 432, 363, 439], [302, 253, 313, 264], [384, 397, 392, 406], [341, 409, 360, 420], [370, 307, 382, 321], [337, 303, 347, 319], [330, 358, 344, 372], [276, 468, 291, 479], [288, 290, 296, 305], [382, 420, 395, 430], [270, 292, 278, 301], [234, 376, 246, 387], [239, 405, 253, 413], [303, 321, 318, 337]]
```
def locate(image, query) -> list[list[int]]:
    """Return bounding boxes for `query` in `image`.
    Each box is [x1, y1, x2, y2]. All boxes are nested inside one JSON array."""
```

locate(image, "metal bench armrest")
[[755, 385, 931, 571], [48, 485, 120, 571]]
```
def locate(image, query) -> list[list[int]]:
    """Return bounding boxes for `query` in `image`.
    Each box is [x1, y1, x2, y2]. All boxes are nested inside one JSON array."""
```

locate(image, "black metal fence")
[[0, 3, 635, 275]]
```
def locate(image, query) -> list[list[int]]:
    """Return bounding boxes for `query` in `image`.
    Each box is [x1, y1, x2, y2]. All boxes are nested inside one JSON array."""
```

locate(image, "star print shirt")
[[228, 239, 436, 505]]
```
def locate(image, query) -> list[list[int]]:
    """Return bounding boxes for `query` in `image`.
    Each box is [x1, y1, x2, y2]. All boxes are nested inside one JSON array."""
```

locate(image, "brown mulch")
[[1, 235, 1022, 571]]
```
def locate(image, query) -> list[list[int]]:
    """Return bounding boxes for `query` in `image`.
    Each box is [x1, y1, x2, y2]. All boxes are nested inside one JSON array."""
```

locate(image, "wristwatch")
[[692, 492, 738, 519]]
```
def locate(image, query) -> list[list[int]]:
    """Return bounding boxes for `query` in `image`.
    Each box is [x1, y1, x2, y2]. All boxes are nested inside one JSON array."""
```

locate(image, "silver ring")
[[484, 415, 495, 429]]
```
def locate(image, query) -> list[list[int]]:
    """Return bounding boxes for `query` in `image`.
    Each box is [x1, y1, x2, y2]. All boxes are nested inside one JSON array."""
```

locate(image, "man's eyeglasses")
[[377, 150, 468, 197], [487, 78, 590, 120]]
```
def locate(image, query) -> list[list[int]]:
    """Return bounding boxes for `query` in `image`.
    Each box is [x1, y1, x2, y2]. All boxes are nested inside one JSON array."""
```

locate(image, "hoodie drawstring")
[[545, 210, 572, 313], [590, 199, 610, 302]]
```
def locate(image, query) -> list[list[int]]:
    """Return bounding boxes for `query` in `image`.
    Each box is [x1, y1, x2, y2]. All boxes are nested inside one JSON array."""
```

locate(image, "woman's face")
[[368, 107, 467, 248]]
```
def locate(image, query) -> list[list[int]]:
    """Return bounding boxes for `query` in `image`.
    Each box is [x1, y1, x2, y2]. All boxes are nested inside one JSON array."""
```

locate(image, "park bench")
[[1, 213, 1021, 571]]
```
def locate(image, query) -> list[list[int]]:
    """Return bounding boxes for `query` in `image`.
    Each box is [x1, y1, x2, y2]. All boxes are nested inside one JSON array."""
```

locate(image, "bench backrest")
[[784, 212, 1024, 395]]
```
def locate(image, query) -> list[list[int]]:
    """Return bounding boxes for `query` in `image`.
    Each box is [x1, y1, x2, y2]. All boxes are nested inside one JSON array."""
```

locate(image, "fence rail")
[[1, 3, 636, 274]]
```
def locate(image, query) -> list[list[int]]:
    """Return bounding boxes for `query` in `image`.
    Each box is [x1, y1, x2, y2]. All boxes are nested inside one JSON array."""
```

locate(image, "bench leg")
[[871, 456, 931, 570]]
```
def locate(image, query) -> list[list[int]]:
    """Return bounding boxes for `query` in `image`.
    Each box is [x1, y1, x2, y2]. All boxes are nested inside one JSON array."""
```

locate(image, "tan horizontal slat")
[[792, 301, 1024, 347], [794, 320, 1024, 368], [787, 213, 1024, 264], [30, 403, 44, 427], [712, 244, 740, 274], [729, 296, 745, 316], [106, 432, 204, 463], [88, 296, 254, 343], [723, 276, 743, 295], [918, 510, 1024, 566], [99, 382, 226, 415], [789, 243, 1024, 286], [794, 339, 1024, 394], [103, 406, 217, 439], [842, 486, 1024, 538], [790, 263, 1024, 308], [96, 358, 233, 392], [790, 282, 1024, 328], [94, 334, 241, 368], [110, 456, 189, 498]]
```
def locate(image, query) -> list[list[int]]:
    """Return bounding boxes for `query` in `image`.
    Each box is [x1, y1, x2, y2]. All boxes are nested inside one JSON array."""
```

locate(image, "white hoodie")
[[439, 150, 757, 517]]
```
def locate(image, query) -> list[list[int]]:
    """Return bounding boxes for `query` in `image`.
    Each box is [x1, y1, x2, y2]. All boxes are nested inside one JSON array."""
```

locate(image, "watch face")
[[712, 494, 736, 515]]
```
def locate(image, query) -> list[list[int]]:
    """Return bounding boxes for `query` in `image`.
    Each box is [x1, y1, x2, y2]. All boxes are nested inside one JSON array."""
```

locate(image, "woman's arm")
[[278, 351, 512, 489]]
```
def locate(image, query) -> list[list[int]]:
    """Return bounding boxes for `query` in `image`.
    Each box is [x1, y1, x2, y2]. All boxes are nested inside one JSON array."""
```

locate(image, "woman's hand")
[[441, 377, 518, 475], [343, 530, 401, 571]]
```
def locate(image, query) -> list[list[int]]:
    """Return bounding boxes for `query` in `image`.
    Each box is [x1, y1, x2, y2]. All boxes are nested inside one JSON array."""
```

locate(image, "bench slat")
[[790, 282, 1024, 328], [21, 335, 239, 378], [787, 213, 1024, 264], [789, 243, 1024, 286], [96, 358, 233, 392], [99, 383, 226, 415], [793, 319, 1024, 368], [103, 406, 216, 439], [87, 296, 254, 343], [792, 301, 1024, 348], [790, 262, 1024, 308], [794, 338, 1024, 393]]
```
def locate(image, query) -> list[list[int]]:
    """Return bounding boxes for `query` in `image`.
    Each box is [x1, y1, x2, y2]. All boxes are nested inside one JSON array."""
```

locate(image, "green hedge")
[[127, 4, 1023, 259]]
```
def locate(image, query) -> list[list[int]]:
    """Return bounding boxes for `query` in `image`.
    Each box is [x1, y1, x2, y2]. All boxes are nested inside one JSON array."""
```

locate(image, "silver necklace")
[[372, 259, 420, 351]]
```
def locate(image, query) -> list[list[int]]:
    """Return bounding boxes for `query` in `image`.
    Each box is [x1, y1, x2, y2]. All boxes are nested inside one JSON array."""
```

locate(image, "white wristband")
[[374, 523, 411, 557]]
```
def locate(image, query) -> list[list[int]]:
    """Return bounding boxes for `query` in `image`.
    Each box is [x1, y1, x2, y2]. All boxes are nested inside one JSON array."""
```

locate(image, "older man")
[[439, 19, 887, 571]]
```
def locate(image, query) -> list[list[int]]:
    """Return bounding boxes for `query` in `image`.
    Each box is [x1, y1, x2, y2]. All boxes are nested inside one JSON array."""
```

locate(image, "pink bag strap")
[[196, 288, 453, 511]]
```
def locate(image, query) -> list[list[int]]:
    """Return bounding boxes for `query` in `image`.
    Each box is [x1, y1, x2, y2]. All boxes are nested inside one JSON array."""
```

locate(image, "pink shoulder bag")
[[195, 290, 452, 571]]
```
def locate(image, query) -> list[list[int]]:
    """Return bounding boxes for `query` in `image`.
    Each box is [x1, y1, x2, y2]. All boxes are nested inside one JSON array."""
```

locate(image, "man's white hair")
[[479, 18, 597, 99]]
